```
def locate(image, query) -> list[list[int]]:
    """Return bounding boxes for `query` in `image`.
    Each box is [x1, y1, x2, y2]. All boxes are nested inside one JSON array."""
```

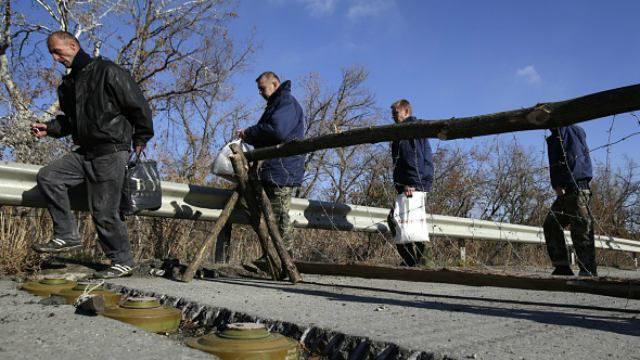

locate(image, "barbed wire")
[[1, 113, 638, 282], [286, 112, 639, 276]]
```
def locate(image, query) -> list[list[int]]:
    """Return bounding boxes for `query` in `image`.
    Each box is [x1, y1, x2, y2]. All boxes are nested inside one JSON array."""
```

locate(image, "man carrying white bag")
[[387, 99, 434, 267]]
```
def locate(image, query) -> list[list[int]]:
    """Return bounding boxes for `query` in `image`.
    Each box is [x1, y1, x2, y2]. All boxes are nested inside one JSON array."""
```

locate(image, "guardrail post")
[[570, 249, 576, 266], [214, 224, 232, 264], [458, 239, 466, 263], [634, 253, 638, 269]]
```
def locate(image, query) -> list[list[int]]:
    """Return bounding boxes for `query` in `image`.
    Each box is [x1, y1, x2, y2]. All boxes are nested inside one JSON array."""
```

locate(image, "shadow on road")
[[207, 277, 640, 337]]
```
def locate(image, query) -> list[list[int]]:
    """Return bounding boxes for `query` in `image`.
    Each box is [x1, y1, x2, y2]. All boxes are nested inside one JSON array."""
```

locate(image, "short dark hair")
[[47, 31, 81, 47], [391, 99, 412, 115], [256, 71, 280, 83]]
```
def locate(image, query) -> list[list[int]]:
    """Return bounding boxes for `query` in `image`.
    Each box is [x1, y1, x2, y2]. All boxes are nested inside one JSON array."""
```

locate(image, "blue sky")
[[228, 0, 640, 171]]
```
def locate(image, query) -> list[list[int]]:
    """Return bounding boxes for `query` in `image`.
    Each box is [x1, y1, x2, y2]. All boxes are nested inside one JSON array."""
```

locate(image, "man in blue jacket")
[[238, 71, 305, 253], [543, 125, 596, 276], [389, 99, 434, 267]]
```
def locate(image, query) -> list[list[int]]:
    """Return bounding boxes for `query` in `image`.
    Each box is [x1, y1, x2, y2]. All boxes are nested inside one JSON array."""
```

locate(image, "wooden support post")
[[229, 144, 281, 281], [248, 163, 302, 283], [181, 191, 239, 283]]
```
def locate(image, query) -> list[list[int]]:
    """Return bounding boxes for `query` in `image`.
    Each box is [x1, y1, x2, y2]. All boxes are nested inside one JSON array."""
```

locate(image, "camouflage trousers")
[[237, 185, 295, 252], [263, 185, 294, 251], [543, 189, 596, 273]]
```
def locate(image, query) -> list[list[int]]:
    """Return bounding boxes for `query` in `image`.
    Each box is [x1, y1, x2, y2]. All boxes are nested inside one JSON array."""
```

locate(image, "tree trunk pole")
[[244, 83, 640, 162], [181, 191, 239, 283], [229, 144, 281, 280], [247, 163, 302, 283]]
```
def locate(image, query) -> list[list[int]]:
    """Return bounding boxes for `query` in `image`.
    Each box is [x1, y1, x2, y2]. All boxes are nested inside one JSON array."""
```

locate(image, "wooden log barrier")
[[229, 144, 302, 283], [248, 163, 302, 283], [294, 262, 640, 300], [229, 144, 281, 280], [244, 83, 640, 162]]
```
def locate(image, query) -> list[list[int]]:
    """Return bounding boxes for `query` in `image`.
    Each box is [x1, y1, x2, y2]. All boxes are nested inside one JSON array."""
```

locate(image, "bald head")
[[47, 31, 80, 47], [256, 71, 281, 100], [46, 31, 81, 68]]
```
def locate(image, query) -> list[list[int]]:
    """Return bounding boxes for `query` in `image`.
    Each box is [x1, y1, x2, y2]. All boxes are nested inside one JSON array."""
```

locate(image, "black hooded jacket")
[[47, 50, 154, 158]]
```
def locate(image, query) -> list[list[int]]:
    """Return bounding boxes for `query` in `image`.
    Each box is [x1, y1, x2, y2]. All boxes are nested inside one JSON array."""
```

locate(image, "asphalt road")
[[111, 269, 640, 360], [2, 268, 640, 360]]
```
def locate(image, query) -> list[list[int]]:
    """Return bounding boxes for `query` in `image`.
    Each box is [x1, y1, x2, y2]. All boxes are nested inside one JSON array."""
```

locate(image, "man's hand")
[[555, 187, 566, 196], [134, 144, 146, 155], [236, 128, 246, 140], [30, 123, 48, 138], [403, 186, 415, 197]]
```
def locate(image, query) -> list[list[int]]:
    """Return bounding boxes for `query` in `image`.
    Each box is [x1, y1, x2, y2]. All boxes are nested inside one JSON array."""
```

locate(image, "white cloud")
[[298, 0, 337, 17], [347, 0, 395, 20], [516, 65, 541, 84]]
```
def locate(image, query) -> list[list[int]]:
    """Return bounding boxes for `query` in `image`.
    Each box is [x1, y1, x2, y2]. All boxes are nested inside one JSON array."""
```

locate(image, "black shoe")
[[93, 264, 136, 279], [32, 238, 82, 253], [551, 266, 575, 276]]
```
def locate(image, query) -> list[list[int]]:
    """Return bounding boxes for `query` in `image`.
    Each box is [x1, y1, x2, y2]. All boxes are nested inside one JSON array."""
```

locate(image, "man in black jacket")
[[389, 99, 434, 267], [237, 71, 305, 253], [30, 31, 154, 279], [543, 125, 596, 277]]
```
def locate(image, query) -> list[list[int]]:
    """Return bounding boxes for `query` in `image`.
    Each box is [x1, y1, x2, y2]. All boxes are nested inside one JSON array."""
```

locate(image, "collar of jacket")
[[63, 56, 103, 82], [70, 48, 92, 75], [267, 80, 292, 105], [402, 116, 417, 124]]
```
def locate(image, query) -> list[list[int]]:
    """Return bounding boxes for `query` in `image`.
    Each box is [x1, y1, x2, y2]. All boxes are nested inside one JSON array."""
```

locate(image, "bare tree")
[[0, 0, 254, 178], [297, 66, 381, 201], [591, 158, 640, 237], [473, 139, 549, 224]]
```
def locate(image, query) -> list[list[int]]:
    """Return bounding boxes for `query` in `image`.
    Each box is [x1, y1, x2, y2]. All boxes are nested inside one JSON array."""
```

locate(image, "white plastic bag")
[[391, 191, 430, 244], [211, 139, 253, 182]]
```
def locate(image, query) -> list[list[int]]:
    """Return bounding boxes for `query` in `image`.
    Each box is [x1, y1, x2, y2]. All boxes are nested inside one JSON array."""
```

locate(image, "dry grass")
[[0, 207, 46, 274], [0, 206, 636, 275]]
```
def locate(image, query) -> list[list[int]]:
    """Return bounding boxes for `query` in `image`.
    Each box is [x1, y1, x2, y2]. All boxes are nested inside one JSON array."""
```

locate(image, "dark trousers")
[[396, 242, 433, 267], [543, 189, 596, 273], [37, 150, 133, 266]]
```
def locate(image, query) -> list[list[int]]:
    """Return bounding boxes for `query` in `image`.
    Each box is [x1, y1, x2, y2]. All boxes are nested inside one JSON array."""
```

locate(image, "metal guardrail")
[[1, 161, 639, 253]]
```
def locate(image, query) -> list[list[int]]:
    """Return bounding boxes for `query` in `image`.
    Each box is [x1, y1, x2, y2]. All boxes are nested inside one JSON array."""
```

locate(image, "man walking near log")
[[237, 71, 305, 254], [543, 125, 596, 277], [30, 31, 154, 279], [388, 99, 434, 267]]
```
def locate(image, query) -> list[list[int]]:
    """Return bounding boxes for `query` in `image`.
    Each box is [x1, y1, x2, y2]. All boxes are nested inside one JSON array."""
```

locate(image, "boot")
[[551, 265, 574, 276]]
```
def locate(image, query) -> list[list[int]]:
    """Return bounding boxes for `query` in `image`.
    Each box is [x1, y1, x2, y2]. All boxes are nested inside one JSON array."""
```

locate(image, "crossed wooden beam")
[[181, 143, 301, 283]]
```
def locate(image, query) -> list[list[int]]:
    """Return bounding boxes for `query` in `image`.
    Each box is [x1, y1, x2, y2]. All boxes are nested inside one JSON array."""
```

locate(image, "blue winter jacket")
[[546, 125, 593, 189], [243, 80, 305, 187], [392, 117, 434, 193]]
